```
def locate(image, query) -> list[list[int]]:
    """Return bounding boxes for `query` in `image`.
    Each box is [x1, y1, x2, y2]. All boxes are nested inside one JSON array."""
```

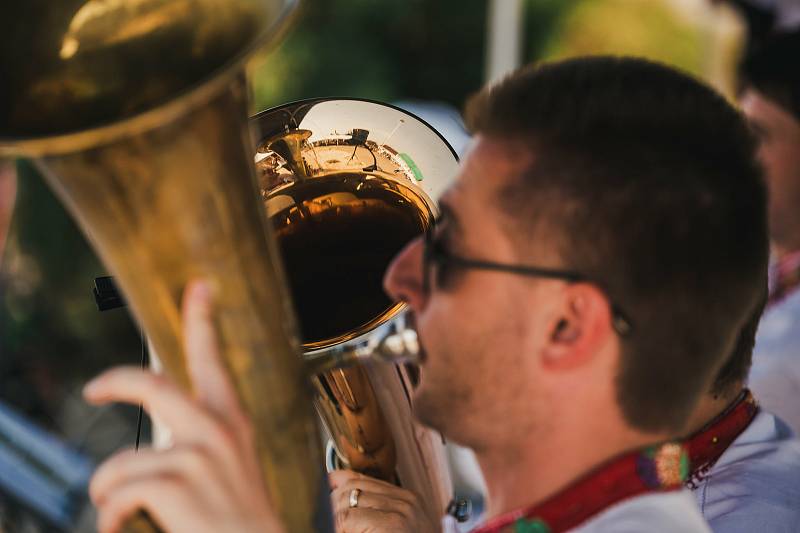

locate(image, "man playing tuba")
[[84, 56, 768, 533]]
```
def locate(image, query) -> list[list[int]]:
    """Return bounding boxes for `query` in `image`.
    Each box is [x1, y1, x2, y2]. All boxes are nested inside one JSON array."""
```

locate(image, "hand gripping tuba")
[[0, 1, 332, 532], [251, 98, 459, 526]]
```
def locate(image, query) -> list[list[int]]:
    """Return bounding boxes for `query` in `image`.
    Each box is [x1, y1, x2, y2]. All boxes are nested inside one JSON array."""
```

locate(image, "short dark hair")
[[740, 30, 800, 122], [711, 284, 767, 398], [465, 56, 769, 434]]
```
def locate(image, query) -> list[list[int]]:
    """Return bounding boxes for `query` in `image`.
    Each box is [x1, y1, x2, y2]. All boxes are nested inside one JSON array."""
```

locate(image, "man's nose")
[[384, 235, 428, 312]]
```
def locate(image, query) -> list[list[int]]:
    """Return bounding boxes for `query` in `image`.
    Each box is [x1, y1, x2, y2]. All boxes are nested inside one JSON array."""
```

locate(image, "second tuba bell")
[[251, 98, 459, 525]]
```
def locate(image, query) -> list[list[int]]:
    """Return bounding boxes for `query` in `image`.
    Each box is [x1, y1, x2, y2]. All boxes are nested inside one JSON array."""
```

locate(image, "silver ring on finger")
[[349, 488, 362, 508]]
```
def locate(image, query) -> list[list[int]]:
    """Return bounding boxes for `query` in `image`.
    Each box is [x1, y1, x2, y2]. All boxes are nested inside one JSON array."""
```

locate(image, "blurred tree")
[[542, 0, 744, 96], [253, 0, 486, 109], [0, 160, 141, 430], [252, 0, 567, 110]]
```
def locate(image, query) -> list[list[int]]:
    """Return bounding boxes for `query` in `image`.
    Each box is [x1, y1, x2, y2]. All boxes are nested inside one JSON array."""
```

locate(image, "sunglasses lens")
[[429, 238, 453, 290], [423, 233, 441, 291]]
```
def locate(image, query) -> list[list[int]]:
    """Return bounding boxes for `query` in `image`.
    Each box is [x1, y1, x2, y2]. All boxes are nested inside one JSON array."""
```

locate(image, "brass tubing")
[[36, 78, 329, 532]]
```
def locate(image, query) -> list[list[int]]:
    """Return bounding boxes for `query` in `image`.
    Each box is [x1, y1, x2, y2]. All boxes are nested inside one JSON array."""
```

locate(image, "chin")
[[411, 383, 447, 433], [412, 380, 471, 444]]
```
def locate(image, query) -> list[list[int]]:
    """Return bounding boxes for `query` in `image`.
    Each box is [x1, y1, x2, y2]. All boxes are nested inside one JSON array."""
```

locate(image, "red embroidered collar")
[[685, 389, 758, 489], [470, 442, 689, 533]]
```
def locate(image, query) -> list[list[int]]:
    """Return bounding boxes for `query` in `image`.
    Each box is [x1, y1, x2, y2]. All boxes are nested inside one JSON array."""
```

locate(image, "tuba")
[[251, 98, 458, 524], [1, 1, 460, 531], [1, 0, 328, 531]]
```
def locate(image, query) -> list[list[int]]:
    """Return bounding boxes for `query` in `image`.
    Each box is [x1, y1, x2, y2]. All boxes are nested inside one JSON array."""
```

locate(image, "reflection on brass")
[[253, 103, 454, 526], [314, 367, 397, 480], [258, 126, 435, 350], [260, 126, 433, 484], [263, 129, 313, 179], [0, 2, 332, 533], [303, 314, 421, 375]]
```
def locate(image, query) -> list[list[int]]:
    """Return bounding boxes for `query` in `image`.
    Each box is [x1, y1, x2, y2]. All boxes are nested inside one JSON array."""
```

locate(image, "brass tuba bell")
[[1, 1, 332, 531], [251, 98, 458, 525]]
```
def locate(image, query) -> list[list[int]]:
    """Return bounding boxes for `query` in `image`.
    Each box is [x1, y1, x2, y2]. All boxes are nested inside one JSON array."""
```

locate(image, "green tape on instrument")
[[399, 153, 424, 181]]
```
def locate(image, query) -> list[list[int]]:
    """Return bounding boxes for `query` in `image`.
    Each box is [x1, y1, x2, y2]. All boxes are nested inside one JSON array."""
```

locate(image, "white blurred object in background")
[[485, 0, 524, 84], [393, 101, 471, 158]]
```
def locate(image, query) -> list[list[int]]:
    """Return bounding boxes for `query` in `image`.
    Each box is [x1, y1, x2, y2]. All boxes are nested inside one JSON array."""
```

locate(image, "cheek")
[[424, 283, 529, 377]]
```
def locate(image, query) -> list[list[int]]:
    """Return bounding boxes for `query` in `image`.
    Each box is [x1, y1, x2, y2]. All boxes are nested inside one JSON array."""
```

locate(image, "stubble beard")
[[411, 367, 479, 449]]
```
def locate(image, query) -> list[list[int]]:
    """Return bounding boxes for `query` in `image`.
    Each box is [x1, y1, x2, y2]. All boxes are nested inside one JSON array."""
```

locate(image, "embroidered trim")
[[684, 390, 758, 489], [471, 442, 688, 533]]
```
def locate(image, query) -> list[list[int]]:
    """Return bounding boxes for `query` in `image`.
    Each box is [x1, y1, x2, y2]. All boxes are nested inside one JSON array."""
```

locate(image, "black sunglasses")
[[422, 228, 633, 337]]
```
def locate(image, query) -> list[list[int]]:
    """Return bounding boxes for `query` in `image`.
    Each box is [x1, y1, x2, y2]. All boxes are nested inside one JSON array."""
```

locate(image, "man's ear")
[[541, 284, 614, 370]]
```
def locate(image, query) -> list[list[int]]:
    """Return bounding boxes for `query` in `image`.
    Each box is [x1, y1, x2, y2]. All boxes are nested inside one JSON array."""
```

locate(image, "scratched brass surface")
[[0, 2, 331, 532]]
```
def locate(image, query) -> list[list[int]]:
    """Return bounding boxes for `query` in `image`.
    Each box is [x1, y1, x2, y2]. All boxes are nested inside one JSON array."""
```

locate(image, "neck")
[[684, 384, 743, 436], [475, 402, 669, 519]]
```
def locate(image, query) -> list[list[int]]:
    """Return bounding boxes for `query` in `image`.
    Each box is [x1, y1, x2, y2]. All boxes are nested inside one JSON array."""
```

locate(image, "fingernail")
[[196, 280, 210, 297], [193, 280, 212, 303]]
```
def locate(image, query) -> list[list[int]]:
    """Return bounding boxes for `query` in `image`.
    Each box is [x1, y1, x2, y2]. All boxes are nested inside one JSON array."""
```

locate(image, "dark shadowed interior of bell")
[[269, 172, 433, 348]]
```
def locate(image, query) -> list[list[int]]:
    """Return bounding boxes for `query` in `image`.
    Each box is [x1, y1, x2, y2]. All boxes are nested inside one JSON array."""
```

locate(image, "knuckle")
[[333, 469, 357, 483], [98, 447, 136, 472], [176, 444, 213, 473], [386, 514, 408, 529], [234, 412, 256, 443], [335, 507, 351, 528], [205, 416, 238, 451], [398, 487, 416, 501], [337, 488, 352, 509], [146, 372, 171, 390], [395, 500, 413, 516], [149, 371, 168, 385], [140, 374, 172, 407], [149, 471, 185, 495]]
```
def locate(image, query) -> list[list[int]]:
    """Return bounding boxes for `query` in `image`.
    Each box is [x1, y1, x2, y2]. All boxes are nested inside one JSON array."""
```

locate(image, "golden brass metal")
[[263, 129, 313, 179], [251, 99, 458, 526], [1, 2, 332, 532]]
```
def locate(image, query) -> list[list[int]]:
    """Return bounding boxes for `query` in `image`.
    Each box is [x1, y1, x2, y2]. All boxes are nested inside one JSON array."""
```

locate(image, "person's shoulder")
[[749, 343, 800, 434], [710, 410, 800, 485], [573, 490, 710, 533], [699, 410, 800, 531]]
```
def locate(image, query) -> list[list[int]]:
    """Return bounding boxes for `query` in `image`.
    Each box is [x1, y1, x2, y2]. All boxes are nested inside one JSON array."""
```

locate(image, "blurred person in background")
[[721, 0, 800, 38], [84, 56, 768, 533], [713, 0, 800, 47], [738, 31, 800, 435]]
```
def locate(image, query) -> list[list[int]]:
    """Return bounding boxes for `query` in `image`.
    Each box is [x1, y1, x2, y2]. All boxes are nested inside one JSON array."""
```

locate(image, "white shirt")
[[572, 491, 710, 533], [749, 288, 800, 434], [444, 491, 710, 532], [692, 410, 800, 532]]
